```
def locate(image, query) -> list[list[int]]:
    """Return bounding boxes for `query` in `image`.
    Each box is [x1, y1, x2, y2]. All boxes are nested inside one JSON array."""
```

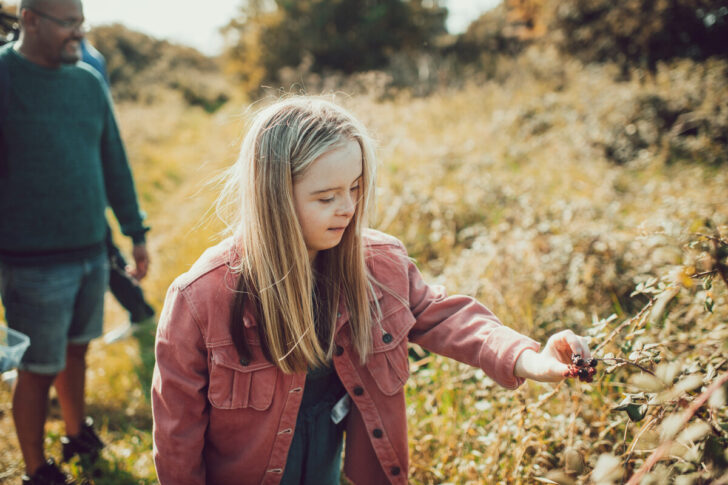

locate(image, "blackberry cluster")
[[565, 354, 597, 382]]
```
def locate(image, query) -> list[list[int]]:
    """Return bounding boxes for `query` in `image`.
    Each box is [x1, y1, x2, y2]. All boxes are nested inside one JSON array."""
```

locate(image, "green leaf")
[[625, 403, 648, 422]]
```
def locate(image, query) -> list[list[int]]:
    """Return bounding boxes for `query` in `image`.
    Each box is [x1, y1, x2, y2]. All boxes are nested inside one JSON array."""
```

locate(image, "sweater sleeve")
[[99, 87, 148, 243], [400, 243, 541, 389], [152, 284, 209, 485]]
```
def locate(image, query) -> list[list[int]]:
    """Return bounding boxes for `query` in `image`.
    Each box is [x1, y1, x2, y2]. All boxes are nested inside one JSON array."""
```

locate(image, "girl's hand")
[[514, 330, 591, 382]]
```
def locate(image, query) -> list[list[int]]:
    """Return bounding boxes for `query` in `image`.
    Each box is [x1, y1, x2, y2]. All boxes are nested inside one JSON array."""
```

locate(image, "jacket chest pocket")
[[208, 344, 277, 411], [365, 304, 415, 396]]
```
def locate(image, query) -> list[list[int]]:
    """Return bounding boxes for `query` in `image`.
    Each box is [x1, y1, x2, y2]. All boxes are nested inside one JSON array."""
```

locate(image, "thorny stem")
[[594, 300, 654, 354], [626, 372, 728, 485], [695, 232, 728, 246], [624, 417, 656, 477], [597, 357, 656, 376], [690, 270, 717, 279]]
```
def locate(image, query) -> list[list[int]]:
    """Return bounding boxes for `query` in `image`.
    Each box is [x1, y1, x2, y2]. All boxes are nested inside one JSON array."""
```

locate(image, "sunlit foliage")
[[221, 0, 447, 94], [86, 24, 231, 111], [0, 7, 727, 483]]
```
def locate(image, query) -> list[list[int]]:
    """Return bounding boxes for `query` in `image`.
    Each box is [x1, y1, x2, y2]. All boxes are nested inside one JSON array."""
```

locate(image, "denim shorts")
[[0, 252, 108, 374]]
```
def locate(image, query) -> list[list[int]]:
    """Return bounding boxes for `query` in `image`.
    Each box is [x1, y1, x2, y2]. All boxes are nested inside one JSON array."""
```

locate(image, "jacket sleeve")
[[152, 283, 209, 484], [400, 243, 540, 389]]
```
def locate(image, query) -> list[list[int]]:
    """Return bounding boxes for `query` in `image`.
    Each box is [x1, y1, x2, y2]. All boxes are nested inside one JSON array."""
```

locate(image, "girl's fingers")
[[534, 360, 571, 383], [531, 331, 595, 383], [550, 361, 572, 382], [548, 331, 578, 362], [564, 332, 591, 361]]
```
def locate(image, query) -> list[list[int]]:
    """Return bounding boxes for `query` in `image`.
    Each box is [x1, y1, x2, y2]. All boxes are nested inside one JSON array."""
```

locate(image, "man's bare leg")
[[12, 370, 56, 475], [54, 343, 89, 438]]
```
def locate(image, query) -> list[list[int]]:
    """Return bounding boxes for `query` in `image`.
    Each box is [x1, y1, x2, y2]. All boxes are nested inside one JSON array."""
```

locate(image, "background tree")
[[550, 0, 728, 72], [222, 0, 447, 94]]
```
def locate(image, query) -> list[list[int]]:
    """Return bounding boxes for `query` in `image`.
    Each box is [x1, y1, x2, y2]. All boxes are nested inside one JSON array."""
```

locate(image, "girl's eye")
[[319, 197, 334, 204], [350, 185, 360, 192]]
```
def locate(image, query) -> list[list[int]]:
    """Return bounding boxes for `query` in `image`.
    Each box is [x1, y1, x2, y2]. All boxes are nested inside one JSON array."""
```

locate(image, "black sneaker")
[[21, 458, 74, 484], [60, 417, 104, 465]]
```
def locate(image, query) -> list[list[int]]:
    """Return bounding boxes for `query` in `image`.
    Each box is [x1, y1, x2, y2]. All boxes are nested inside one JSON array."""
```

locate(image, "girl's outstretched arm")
[[514, 330, 591, 382], [394, 241, 540, 389]]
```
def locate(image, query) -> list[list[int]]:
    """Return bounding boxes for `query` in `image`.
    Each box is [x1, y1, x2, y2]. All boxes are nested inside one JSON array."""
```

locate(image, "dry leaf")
[[631, 373, 666, 392], [660, 412, 686, 441], [591, 453, 622, 484], [677, 422, 711, 444]]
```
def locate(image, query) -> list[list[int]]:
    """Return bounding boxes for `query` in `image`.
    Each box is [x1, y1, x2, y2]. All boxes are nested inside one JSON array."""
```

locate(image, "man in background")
[[0, 0, 150, 483]]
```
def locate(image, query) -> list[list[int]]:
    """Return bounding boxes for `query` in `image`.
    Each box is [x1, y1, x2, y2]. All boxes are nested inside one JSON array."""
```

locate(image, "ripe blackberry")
[[563, 365, 579, 378]]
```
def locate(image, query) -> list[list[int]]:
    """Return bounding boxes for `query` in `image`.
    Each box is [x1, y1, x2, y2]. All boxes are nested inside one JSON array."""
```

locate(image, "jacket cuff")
[[479, 326, 540, 390]]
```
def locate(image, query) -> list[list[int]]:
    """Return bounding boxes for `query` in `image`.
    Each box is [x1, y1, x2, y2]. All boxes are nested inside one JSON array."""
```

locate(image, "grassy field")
[[1, 48, 726, 483]]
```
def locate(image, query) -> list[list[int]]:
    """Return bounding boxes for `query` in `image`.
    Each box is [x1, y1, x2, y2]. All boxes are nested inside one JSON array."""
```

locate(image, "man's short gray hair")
[[19, 0, 45, 9], [19, 0, 71, 11]]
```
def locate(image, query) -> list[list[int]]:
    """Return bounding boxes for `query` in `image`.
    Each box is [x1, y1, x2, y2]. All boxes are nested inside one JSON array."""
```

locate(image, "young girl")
[[151, 97, 591, 485]]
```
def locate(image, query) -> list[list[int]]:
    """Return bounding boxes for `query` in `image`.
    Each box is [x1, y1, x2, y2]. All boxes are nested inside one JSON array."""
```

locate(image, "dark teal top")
[[0, 43, 147, 264], [280, 363, 347, 485]]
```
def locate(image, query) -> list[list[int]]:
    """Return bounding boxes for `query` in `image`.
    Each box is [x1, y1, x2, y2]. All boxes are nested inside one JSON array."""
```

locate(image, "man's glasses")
[[27, 7, 85, 31]]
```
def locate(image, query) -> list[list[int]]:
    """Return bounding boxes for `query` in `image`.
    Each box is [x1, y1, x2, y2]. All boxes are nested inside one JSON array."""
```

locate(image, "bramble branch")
[[597, 357, 656, 376], [625, 372, 728, 485]]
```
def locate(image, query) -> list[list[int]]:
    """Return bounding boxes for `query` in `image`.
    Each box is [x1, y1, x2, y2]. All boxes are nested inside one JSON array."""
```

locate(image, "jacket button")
[[391, 466, 401, 475], [373, 428, 383, 438], [382, 333, 393, 344], [353, 386, 364, 396], [335, 345, 344, 356], [239, 359, 249, 366]]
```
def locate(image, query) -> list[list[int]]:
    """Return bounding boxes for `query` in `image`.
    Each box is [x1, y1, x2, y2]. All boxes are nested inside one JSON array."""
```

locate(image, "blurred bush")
[[551, 0, 728, 72], [221, 0, 448, 95], [447, 3, 525, 78], [597, 59, 728, 165], [86, 24, 230, 111], [0, 2, 19, 45]]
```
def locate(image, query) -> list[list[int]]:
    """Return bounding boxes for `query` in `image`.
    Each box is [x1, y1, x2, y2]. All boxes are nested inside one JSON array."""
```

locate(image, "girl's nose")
[[336, 193, 356, 217]]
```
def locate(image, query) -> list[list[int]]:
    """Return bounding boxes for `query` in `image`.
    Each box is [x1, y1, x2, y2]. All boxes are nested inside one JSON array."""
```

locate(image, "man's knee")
[[16, 370, 56, 389], [66, 343, 89, 361]]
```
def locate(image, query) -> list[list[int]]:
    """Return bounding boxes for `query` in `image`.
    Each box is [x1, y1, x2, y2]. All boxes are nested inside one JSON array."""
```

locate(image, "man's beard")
[[59, 42, 81, 64]]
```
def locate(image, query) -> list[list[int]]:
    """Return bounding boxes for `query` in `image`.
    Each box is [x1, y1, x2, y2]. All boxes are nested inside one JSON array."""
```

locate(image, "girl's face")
[[293, 139, 363, 262]]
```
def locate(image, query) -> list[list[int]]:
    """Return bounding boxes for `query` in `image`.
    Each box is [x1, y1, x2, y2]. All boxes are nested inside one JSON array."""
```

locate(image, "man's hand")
[[128, 243, 150, 280], [514, 330, 591, 382]]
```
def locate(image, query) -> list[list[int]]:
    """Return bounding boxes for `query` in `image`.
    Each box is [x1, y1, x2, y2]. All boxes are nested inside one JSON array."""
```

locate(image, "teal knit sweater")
[[0, 44, 147, 263]]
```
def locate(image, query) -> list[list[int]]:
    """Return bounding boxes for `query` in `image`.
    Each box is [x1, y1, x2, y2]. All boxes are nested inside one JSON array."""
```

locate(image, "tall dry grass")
[[1, 50, 726, 483]]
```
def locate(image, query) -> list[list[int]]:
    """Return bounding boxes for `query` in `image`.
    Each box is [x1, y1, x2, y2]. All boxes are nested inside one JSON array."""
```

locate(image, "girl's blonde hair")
[[217, 97, 377, 373]]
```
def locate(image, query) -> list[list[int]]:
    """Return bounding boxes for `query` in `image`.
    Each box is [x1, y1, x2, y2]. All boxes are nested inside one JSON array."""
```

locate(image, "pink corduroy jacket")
[[151, 229, 540, 485]]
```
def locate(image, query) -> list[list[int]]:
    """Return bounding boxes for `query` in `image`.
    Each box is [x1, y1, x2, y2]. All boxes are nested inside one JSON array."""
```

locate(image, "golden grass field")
[[1, 47, 727, 483]]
